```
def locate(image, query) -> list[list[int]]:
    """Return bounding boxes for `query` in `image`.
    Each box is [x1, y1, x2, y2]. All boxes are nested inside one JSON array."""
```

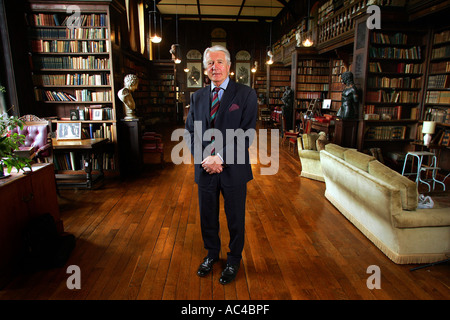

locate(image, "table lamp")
[[422, 121, 436, 146]]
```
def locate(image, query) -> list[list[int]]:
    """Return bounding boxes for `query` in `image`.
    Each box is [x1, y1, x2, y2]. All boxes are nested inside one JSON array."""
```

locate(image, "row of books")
[[297, 67, 329, 76], [296, 75, 329, 84], [372, 32, 408, 45], [434, 29, 450, 45], [30, 27, 109, 40], [270, 69, 290, 76], [297, 60, 329, 68], [425, 107, 450, 124], [32, 73, 110, 86], [269, 75, 290, 81], [427, 74, 450, 89], [156, 74, 175, 80], [53, 152, 115, 171], [31, 39, 109, 53], [144, 106, 175, 113], [70, 106, 114, 121], [368, 62, 423, 74], [367, 76, 422, 89], [369, 46, 422, 60], [149, 80, 175, 87], [366, 90, 419, 103], [33, 56, 110, 69], [431, 46, 450, 60], [35, 89, 111, 102], [149, 91, 175, 99], [425, 91, 450, 104], [270, 81, 290, 87], [31, 13, 107, 27], [296, 83, 329, 91], [296, 92, 326, 100], [149, 98, 175, 105], [74, 89, 112, 102], [365, 126, 407, 140], [430, 61, 450, 74], [364, 105, 419, 120]]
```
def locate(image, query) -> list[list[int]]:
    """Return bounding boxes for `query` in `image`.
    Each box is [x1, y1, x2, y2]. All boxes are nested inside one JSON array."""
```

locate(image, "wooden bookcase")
[[27, 1, 121, 173], [291, 48, 331, 131], [329, 58, 347, 113], [267, 64, 291, 108], [422, 25, 450, 171], [353, 12, 428, 155], [146, 61, 176, 125]]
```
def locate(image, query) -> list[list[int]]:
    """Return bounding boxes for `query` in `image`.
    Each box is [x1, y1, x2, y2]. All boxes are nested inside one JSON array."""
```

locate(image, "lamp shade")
[[422, 121, 436, 134]]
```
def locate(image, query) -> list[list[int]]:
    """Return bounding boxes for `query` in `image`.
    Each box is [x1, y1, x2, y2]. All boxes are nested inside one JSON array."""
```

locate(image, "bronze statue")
[[281, 86, 294, 131], [337, 71, 359, 119], [117, 74, 139, 119]]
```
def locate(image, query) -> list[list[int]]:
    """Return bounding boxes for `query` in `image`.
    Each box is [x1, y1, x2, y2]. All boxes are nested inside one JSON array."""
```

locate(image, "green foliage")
[[0, 112, 32, 174]]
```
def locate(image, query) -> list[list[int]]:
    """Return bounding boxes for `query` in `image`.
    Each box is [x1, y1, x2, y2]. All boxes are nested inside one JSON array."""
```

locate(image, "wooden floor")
[[0, 124, 449, 301]]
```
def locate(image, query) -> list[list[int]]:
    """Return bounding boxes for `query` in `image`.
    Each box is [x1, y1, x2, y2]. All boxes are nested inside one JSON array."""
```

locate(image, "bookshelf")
[[291, 49, 330, 131], [424, 27, 450, 126], [253, 71, 267, 99], [267, 64, 291, 108], [27, 1, 120, 174], [422, 26, 450, 171], [330, 58, 347, 113], [146, 61, 176, 125], [353, 12, 428, 155]]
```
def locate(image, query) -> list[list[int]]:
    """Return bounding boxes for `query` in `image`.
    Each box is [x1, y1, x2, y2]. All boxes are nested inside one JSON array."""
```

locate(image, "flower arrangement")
[[0, 109, 33, 176]]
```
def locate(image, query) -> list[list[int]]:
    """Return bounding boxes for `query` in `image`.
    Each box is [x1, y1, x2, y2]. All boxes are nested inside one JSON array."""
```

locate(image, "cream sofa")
[[320, 143, 450, 264]]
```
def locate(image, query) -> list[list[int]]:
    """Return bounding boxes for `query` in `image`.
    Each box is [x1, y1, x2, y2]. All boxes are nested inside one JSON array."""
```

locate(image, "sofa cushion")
[[392, 207, 450, 228], [302, 133, 319, 151], [368, 160, 418, 210], [344, 149, 375, 172], [324, 143, 347, 159]]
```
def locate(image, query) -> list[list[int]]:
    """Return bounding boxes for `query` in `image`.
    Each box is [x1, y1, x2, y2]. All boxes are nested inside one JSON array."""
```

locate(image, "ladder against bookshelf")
[[27, 1, 121, 175], [353, 12, 428, 154]]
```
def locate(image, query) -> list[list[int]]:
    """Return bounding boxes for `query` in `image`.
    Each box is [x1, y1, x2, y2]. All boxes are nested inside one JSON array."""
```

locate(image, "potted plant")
[[0, 109, 33, 177]]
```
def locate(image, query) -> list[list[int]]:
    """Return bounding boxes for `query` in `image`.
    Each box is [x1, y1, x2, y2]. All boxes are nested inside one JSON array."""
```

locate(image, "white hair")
[[203, 45, 231, 68]]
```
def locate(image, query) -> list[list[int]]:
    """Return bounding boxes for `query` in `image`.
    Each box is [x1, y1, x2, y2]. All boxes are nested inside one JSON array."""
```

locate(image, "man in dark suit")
[[185, 45, 257, 285]]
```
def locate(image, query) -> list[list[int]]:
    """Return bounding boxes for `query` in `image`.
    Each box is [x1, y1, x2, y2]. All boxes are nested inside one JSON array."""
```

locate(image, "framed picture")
[[186, 62, 202, 88], [92, 108, 103, 120], [57, 122, 81, 140], [235, 62, 250, 86], [70, 109, 79, 120]]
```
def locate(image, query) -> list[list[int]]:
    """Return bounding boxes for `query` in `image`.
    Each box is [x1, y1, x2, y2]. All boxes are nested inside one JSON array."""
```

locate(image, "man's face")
[[205, 51, 230, 87]]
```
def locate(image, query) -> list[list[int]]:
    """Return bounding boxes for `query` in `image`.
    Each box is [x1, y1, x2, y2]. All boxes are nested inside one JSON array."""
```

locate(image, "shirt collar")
[[211, 77, 229, 92]]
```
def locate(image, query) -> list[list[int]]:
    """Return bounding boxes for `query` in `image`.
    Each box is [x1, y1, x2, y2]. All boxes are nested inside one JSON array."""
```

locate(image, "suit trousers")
[[198, 174, 247, 265]]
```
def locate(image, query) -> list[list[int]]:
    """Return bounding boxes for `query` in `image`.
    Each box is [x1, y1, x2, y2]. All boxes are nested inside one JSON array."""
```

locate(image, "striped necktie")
[[210, 87, 221, 155]]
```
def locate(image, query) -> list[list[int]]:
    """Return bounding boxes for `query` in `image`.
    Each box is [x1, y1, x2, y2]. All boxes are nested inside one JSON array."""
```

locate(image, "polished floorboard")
[[0, 124, 449, 301]]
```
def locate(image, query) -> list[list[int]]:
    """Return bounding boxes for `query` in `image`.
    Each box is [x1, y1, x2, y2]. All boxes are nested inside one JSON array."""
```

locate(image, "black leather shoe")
[[219, 263, 240, 285], [197, 257, 218, 277]]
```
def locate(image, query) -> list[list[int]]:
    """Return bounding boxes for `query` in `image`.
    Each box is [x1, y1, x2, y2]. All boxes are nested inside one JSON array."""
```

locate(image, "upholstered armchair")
[[297, 132, 329, 182], [10, 115, 52, 163]]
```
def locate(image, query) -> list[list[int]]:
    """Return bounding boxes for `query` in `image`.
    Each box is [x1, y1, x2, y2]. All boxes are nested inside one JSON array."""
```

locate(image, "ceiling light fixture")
[[150, 0, 162, 44]]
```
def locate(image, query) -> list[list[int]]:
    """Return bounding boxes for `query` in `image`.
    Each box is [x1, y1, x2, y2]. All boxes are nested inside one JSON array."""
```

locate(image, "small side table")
[[401, 151, 446, 192]]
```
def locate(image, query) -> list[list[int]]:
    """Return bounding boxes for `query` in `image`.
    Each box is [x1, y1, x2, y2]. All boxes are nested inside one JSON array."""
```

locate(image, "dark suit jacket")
[[185, 79, 257, 187]]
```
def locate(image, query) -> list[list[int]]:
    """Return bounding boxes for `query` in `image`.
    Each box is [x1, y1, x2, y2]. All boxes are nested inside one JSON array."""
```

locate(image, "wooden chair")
[[142, 132, 164, 167]]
